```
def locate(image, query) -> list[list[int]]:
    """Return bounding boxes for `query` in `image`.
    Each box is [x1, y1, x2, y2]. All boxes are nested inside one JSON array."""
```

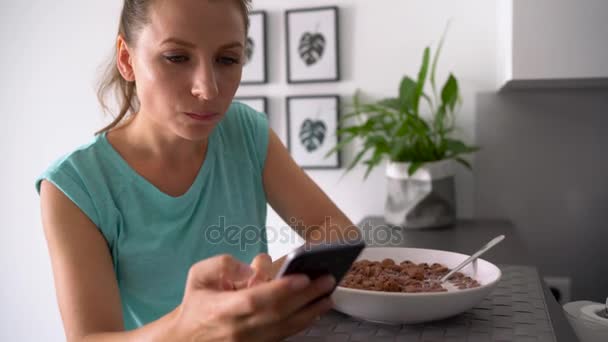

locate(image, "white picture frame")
[[285, 6, 340, 84], [241, 11, 267, 84], [286, 95, 341, 169]]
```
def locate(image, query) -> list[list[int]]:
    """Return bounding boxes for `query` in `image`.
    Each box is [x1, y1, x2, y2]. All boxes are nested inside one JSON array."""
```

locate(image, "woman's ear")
[[116, 35, 135, 82]]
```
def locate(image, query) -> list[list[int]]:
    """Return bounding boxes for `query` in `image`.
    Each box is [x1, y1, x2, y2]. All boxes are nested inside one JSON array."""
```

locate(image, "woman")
[[37, 0, 359, 340]]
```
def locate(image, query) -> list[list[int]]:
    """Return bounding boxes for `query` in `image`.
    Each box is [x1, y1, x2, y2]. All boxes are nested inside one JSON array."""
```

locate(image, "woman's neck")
[[110, 112, 208, 166]]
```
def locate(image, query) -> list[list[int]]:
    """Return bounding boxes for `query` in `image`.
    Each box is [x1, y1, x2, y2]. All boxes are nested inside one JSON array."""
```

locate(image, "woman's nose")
[[191, 63, 219, 100]]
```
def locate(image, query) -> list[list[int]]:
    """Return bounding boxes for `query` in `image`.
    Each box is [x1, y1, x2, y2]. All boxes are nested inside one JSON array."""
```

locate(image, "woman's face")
[[127, 0, 246, 141]]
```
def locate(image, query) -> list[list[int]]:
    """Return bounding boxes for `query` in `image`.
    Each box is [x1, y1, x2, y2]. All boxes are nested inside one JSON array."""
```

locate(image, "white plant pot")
[[384, 160, 456, 229]]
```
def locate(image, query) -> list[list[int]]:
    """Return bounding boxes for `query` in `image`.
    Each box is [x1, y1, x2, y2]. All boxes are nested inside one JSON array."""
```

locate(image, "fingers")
[[249, 253, 273, 287], [184, 274, 335, 341], [277, 275, 336, 315], [246, 296, 335, 341], [233, 254, 273, 290], [206, 275, 304, 319], [280, 297, 334, 338], [242, 275, 336, 320], [250, 253, 272, 272], [187, 254, 254, 291]]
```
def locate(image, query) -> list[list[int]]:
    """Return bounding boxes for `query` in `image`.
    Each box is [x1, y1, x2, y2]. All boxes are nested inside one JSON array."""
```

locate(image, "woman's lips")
[[184, 112, 221, 123]]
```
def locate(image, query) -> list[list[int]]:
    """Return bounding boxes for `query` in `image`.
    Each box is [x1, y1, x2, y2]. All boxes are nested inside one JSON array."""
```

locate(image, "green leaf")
[[390, 140, 408, 161], [444, 139, 479, 157], [336, 125, 361, 136], [445, 139, 467, 153], [441, 74, 459, 112], [454, 157, 472, 170], [338, 110, 363, 122], [434, 105, 447, 135], [422, 92, 434, 110], [430, 21, 450, 100], [325, 134, 356, 157], [363, 147, 385, 179], [408, 161, 424, 176], [346, 146, 370, 172], [399, 77, 417, 113], [436, 137, 448, 159], [360, 117, 377, 132], [378, 97, 401, 110], [360, 103, 397, 117], [414, 47, 430, 115], [363, 135, 389, 151], [353, 89, 362, 110], [394, 120, 411, 137], [405, 113, 431, 137]]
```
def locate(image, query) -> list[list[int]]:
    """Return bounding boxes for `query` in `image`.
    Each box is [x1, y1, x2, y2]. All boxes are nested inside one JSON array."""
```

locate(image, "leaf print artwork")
[[244, 37, 254, 64], [298, 31, 326, 66], [286, 8, 339, 83], [299, 119, 327, 152], [287, 95, 340, 168]]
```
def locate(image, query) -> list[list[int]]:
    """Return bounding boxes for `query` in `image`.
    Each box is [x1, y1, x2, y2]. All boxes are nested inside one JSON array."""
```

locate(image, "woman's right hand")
[[171, 254, 335, 342]]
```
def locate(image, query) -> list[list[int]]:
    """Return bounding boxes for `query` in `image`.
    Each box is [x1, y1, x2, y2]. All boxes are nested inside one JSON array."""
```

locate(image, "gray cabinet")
[[500, 0, 608, 88]]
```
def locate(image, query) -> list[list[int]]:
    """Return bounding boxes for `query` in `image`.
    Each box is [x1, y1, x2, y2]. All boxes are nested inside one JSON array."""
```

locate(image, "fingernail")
[[237, 263, 254, 277], [289, 275, 310, 290]]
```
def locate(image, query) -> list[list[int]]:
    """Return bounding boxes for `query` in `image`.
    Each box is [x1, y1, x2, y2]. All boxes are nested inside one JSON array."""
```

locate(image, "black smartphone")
[[275, 240, 366, 291]]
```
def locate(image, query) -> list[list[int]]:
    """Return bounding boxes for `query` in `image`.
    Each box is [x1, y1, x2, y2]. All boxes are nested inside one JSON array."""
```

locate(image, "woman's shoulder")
[[35, 134, 118, 228], [35, 134, 116, 194], [216, 101, 270, 172], [222, 101, 268, 130]]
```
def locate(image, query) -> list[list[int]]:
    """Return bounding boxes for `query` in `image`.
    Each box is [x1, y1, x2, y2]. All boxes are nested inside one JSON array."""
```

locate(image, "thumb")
[[187, 254, 254, 291], [251, 253, 273, 275], [248, 253, 273, 287]]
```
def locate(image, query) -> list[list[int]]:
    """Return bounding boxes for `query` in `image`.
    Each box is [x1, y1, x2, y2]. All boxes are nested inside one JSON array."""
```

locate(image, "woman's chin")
[[175, 123, 218, 142]]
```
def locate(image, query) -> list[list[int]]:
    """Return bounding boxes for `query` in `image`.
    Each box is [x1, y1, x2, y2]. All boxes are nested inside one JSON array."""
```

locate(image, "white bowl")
[[564, 301, 608, 342], [566, 315, 608, 342], [331, 247, 502, 324]]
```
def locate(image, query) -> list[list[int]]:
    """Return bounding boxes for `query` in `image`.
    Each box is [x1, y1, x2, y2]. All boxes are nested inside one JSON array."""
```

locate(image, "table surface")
[[291, 217, 579, 342]]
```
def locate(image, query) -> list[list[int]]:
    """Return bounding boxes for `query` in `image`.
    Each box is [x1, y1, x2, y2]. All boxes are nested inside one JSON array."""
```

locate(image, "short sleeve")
[[232, 102, 270, 172], [35, 160, 101, 228]]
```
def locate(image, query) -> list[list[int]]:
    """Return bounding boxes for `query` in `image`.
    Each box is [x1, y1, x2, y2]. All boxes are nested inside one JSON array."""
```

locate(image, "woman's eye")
[[218, 56, 240, 65], [165, 55, 189, 64]]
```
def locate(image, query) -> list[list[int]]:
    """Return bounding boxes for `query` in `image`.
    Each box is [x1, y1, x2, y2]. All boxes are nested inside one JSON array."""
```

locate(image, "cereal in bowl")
[[340, 258, 480, 293]]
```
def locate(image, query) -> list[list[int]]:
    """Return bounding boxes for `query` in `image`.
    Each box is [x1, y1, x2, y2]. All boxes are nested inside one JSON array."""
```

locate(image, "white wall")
[[0, 0, 498, 340], [246, 0, 499, 258]]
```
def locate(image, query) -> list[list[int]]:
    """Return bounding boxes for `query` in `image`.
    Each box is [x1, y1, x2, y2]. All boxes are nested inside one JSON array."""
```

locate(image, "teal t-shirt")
[[35, 102, 269, 330]]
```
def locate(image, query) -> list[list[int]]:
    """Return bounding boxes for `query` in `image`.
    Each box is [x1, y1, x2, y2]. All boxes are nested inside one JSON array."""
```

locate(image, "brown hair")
[[95, 0, 252, 135]]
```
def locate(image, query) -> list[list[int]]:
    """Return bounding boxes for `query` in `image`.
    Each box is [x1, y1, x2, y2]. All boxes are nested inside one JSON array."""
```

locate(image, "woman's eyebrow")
[[160, 37, 196, 48], [159, 38, 243, 50], [220, 41, 244, 49]]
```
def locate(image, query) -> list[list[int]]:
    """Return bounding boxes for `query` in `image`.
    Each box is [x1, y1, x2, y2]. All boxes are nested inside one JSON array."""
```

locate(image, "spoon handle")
[[439, 235, 505, 283]]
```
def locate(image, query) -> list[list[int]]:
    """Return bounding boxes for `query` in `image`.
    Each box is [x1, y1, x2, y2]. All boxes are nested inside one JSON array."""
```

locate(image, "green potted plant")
[[328, 30, 478, 229]]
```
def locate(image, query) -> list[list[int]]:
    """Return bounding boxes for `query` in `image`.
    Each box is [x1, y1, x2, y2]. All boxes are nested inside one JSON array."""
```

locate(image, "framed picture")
[[286, 95, 341, 169], [285, 6, 340, 83], [241, 11, 267, 84], [234, 96, 268, 114]]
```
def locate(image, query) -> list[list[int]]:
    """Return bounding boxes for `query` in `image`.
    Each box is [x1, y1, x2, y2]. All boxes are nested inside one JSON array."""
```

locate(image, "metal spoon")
[[438, 235, 506, 284]]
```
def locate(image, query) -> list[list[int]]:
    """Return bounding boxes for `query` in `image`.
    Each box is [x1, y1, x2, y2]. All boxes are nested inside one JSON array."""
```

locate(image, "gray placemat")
[[286, 265, 556, 342]]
